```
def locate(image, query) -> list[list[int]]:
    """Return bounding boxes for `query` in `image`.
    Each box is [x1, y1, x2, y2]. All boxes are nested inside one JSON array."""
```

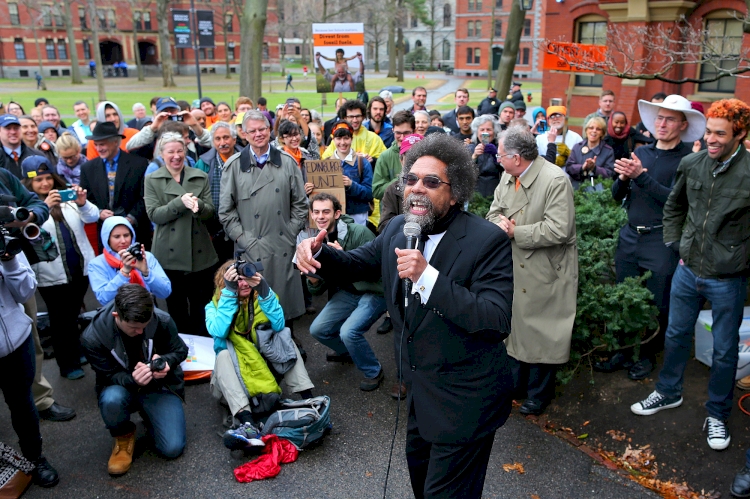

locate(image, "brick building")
[[542, 0, 750, 131], [454, 0, 545, 78], [0, 0, 280, 78]]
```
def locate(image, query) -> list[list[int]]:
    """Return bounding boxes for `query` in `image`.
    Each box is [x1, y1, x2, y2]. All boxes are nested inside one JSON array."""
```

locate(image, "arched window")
[[442, 40, 450, 61], [415, 40, 422, 48], [404, 39, 410, 54], [443, 4, 451, 27]]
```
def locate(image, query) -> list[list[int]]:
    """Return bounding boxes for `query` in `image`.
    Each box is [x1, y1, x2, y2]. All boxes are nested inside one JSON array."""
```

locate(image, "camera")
[[168, 114, 183, 122], [480, 132, 490, 145], [147, 357, 166, 372], [233, 257, 264, 277], [0, 204, 32, 257], [538, 120, 548, 133], [126, 242, 144, 261], [58, 189, 77, 202]]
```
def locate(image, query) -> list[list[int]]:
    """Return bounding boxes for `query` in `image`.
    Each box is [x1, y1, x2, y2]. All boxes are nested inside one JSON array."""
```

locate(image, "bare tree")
[[88, 0, 107, 100], [126, 0, 152, 81], [494, 0, 523, 98], [239, 0, 268, 101], [156, 0, 176, 87], [18, 0, 48, 90], [59, 1, 83, 84], [539, 17, 750, 84]]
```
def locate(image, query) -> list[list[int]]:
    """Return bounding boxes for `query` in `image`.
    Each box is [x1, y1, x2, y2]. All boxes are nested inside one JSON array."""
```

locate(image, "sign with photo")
[[312, 23, 366, 94]]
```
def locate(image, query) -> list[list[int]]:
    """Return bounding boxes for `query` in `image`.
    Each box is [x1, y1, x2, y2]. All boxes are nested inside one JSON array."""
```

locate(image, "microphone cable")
[[383, 319, 407, 499]]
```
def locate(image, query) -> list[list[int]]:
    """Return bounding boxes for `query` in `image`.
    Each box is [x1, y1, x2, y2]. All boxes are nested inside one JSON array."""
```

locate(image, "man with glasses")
[[219, 110, 309, 327], [372, 111, 415, 200], [296, 133, 514, 498], [596, 95, 704, 380], [323, 100, 386, 163], [535, 105, 582, 168], [488, 126, 577, 416]]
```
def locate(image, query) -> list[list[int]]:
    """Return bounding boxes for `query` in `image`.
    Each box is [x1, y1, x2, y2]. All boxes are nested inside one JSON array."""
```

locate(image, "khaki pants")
[[24, 296, 54, 411], [210, 344, 314, 416]]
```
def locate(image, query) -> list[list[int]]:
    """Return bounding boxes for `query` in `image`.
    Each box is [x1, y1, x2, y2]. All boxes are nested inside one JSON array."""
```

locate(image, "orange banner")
[[542, 41, 606, 73], [313, 33, 365, 47]]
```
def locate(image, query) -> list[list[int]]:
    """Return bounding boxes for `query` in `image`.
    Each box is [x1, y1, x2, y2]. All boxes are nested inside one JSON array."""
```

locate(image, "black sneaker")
[[630, 390, 682, 416], [731, 466, 750, 498], [704, 416, 731, 450], [326, 351, 353, 363], [33, 456, 59, 488], [377, 316, 393, 334]]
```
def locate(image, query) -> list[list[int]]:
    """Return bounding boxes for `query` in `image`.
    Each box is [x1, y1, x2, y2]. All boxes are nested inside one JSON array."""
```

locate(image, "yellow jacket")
[[323, 127, 386, 160]]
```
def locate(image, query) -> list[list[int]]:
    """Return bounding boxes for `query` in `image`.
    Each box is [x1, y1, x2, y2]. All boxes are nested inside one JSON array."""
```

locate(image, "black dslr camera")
[[233, 254, 264, 277], [147, 357, 166, 372], [126, 242, 144, 261], [0, 204, 31, 257]]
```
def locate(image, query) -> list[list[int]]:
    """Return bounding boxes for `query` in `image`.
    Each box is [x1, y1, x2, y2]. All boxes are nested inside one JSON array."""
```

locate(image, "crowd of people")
[[0, 83, 749, 498]]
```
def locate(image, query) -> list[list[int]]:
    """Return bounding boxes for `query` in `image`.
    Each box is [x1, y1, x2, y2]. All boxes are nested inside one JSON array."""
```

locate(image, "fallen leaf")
[[606, 429, 626, 441], [582, 420, 590, 426], [531, 495, 540, 499], [502, 462, 525, 474], [577, 433, 588, 439], [365, 471, 373, 477], [367, 411, 373, 418]]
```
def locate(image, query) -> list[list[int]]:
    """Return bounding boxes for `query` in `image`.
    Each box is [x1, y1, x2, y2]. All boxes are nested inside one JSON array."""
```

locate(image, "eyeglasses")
[[282, 133, 300, 139], [655, 115, 683, 125], [346, 114, 363, 120], [496, 153, 518, 161], [402, 173, 451, 189], [245, 126, 269, 134]]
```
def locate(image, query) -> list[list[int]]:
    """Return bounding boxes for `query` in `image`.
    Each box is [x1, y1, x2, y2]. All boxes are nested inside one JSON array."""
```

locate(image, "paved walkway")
[[392, 74, 467, 113]]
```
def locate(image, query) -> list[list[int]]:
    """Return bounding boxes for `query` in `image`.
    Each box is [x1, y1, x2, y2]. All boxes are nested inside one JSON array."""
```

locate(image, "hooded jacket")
[[85, 101, 139, 160], [0, 253, 37, 359], [87, 216, 171, 305], [80, 300, 188, 398]]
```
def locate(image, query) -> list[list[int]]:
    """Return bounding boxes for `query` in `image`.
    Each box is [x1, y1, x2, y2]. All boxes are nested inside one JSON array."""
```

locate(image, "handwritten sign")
[[542, 41, 606, 73], [306, 159, 346, 224]]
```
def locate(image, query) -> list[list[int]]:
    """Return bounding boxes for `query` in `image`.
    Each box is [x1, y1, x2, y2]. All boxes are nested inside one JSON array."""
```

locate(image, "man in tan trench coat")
[[487, 126, 578, 416]]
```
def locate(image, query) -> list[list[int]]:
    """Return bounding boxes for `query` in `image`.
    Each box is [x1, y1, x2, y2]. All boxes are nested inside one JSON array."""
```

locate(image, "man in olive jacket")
[[631, 99, 750, 453], [219, 110, 308, 322]]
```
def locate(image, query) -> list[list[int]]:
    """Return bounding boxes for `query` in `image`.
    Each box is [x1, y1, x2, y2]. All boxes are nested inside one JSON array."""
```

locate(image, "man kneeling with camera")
[[206, 259, 314, 452], [81, 284, 189, 475]]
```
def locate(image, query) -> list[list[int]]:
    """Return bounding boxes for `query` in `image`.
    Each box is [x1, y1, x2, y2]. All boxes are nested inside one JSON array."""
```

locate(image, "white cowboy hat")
[[637, 95, 706, 143]]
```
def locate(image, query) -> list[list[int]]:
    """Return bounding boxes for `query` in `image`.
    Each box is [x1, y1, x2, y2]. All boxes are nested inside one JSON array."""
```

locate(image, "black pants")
[[38, 272, 89, 375], [509, 356, 557, 405], [164, 265, 218, 337], [406, 400, 495, 498], [0, 334, 42, 460]]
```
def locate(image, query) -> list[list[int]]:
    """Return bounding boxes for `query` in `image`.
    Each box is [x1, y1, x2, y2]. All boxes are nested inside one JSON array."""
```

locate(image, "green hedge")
[[470, 179, 658, 384]]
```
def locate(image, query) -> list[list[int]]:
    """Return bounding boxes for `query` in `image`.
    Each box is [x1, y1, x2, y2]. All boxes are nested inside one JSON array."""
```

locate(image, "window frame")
[[574, 15, 607, 88], [45, 38, 56, 59], [14, 38, 26, 60], [8, 3, 20, 25], [698, 15, 741, 94]]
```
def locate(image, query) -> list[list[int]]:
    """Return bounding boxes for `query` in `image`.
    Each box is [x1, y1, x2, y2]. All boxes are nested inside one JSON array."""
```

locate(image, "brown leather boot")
[[108, 430, 136, 475]]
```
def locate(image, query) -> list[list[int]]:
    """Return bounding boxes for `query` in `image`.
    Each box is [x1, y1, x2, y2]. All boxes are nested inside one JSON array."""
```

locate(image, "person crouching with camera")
[[88, 216, 171, 306], [81, 284, 188, 476], [21, 156, 99, 380], [206, 260, 314, 451]]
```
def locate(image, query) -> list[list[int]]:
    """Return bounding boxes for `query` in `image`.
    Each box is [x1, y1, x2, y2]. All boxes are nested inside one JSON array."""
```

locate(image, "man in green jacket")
[[300, 193, 386, 391], [631, 98, 750, 453], [372, 111, 415, 200]]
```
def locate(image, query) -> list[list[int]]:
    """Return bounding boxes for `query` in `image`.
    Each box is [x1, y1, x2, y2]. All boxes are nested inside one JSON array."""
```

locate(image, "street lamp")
[[520, 0, 534, 10]]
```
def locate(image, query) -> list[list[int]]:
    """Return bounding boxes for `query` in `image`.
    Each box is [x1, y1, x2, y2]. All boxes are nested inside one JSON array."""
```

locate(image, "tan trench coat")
[[486, 156, 578, 364], [219, 146, 308, 321]]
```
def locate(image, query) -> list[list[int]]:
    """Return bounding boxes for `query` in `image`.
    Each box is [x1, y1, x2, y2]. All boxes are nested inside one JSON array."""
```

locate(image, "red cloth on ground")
[[233, 435, 299, 483]]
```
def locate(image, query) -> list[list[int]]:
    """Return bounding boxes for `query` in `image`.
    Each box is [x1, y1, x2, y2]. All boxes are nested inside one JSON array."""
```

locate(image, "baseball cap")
[[155, 97, 180, 113], [0, 114, 21, 127], [22, 155, 54, 178], [400, 134, 423, 154]]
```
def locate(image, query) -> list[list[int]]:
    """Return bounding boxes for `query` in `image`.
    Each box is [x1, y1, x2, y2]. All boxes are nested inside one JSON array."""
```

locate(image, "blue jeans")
[[655, 264, 747, 421], [309, 290, 386, 378], [98, 385, 186, 458]]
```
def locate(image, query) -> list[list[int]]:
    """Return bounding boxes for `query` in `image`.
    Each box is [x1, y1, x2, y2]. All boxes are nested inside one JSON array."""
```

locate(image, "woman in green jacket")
[[145, 132, 219, 336]]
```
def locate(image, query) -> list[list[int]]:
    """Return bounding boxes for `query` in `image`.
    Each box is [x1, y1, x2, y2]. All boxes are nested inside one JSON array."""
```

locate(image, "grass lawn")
[[2, 74, 446, 120]]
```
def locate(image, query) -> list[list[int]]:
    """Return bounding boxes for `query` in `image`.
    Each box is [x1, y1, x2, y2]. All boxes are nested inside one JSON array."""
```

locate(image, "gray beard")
[[403, 193, 436, 232]]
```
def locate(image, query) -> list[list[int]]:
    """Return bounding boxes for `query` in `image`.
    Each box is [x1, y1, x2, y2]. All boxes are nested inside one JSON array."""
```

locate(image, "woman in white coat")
[[21, 156, 99, 380]]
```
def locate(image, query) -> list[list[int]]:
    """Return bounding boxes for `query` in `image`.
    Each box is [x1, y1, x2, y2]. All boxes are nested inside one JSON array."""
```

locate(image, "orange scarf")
[[103, 250, 146, 288], [283, 146, 303, 166]]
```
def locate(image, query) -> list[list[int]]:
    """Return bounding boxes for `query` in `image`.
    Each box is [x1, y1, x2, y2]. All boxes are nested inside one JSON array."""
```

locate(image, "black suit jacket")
[[317, 211, 514, 444], [0, 143, 44, 179], [442, 108, 460, 134], [79, 151, 150, 248]]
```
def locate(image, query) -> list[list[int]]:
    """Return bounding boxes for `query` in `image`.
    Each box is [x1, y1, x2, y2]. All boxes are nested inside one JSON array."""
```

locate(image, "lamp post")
[[520, 0, 534, 10]]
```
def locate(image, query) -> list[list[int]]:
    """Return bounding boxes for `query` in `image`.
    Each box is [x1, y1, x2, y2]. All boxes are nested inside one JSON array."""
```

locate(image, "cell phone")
[[481, 132, 490, 144], [58, 189, 77, 202], [286, 98, 296, 106], [538, 120, 548, 133], [169, 114, 183, 122]]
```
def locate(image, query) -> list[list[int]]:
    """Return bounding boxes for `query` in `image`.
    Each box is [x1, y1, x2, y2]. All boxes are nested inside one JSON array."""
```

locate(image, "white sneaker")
[[704, 416, 730, 450], [630, 390, 683, 416]]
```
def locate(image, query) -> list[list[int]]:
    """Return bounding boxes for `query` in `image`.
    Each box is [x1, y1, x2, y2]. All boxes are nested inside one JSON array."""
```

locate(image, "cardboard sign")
[[306, 159, 346, 224], [542, 41, 606, 73]]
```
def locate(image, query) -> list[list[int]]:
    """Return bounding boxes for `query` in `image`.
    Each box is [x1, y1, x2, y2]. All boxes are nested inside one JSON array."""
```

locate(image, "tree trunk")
[[133, 22, 145, 81], [62, 0, 82, 83], [224, 12, 231, 79], [280, 36, 286, 77], [487, 6, 495, 89], [386, 0, 396, 77], [89, 0, 106, 100], [396, 23, 404, 82], [429, 1, 435, 71], [239, 0, 268, 102], [157, 0, 176, 87], [30, 24, 48, 90], [374, 31, 380, 72], [494, 0, 523, 99]]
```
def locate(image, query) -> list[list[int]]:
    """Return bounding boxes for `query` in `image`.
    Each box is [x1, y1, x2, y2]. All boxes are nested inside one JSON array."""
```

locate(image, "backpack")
[[260, 396, 332, 450]]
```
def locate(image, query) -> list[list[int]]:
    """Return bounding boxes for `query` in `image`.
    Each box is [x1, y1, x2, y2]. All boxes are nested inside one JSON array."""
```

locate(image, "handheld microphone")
[[402, 222, 421, 308]]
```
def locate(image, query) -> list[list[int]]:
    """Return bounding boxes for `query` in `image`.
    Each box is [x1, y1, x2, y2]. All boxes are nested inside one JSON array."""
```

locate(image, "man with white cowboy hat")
[[594, 95, 705, 380], [630, 97, 750, 456]]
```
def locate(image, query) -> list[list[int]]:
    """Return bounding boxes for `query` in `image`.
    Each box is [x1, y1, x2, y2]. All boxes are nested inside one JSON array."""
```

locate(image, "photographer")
[[81, 284, 188, 476], [125, 97, 212, 154], [0, 249, 60, 488], [88, 216, 171, 306], [21, 156, 99, 380], [469, 115, 504, 197], [206, 260, 314, 450]]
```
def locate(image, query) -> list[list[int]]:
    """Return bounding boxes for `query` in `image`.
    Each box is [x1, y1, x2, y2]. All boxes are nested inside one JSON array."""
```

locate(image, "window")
[[411, 15, 418, 28], [133, 11, 141, 30], [295, 46, 300, 55], [97, 9, 106, 29], [495, 0, 502, 6], [143, 12, 151, 30], [50, 69, 59, 76], [522, 47, 529, 65], [262, 43, 269, 60], [46, 39, 56, 59], [524, 19, 531, 36], [467, 21, 474, 37], [199, 48, 215, 59], [42, 5, 52, 26], [79, 7, 87, 29], [19, 70, 28, 77], [14, 38, 25, 60], [475, 20, 482, 38], [476, 0, 482, 10], [699, 18, 742, 93], [443, 4, 451, 27], [83, 39, 91, 59], [8, 3, 19, 25], [107, 9, 116, 28], [57, 38, 67, 59], [442, 40, 450, 60], [575, 18, 606, 87], [415, 40, 422, 48], [474, 47, 481, 64], [466, 47, 473, 64], [494, 20, 502, 37], [228, 42, 235, 60], [225, 13, 233, 32], [468, 0, 474, 11], [53, 7, 62, 26], [404, 39, 410, 53]]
